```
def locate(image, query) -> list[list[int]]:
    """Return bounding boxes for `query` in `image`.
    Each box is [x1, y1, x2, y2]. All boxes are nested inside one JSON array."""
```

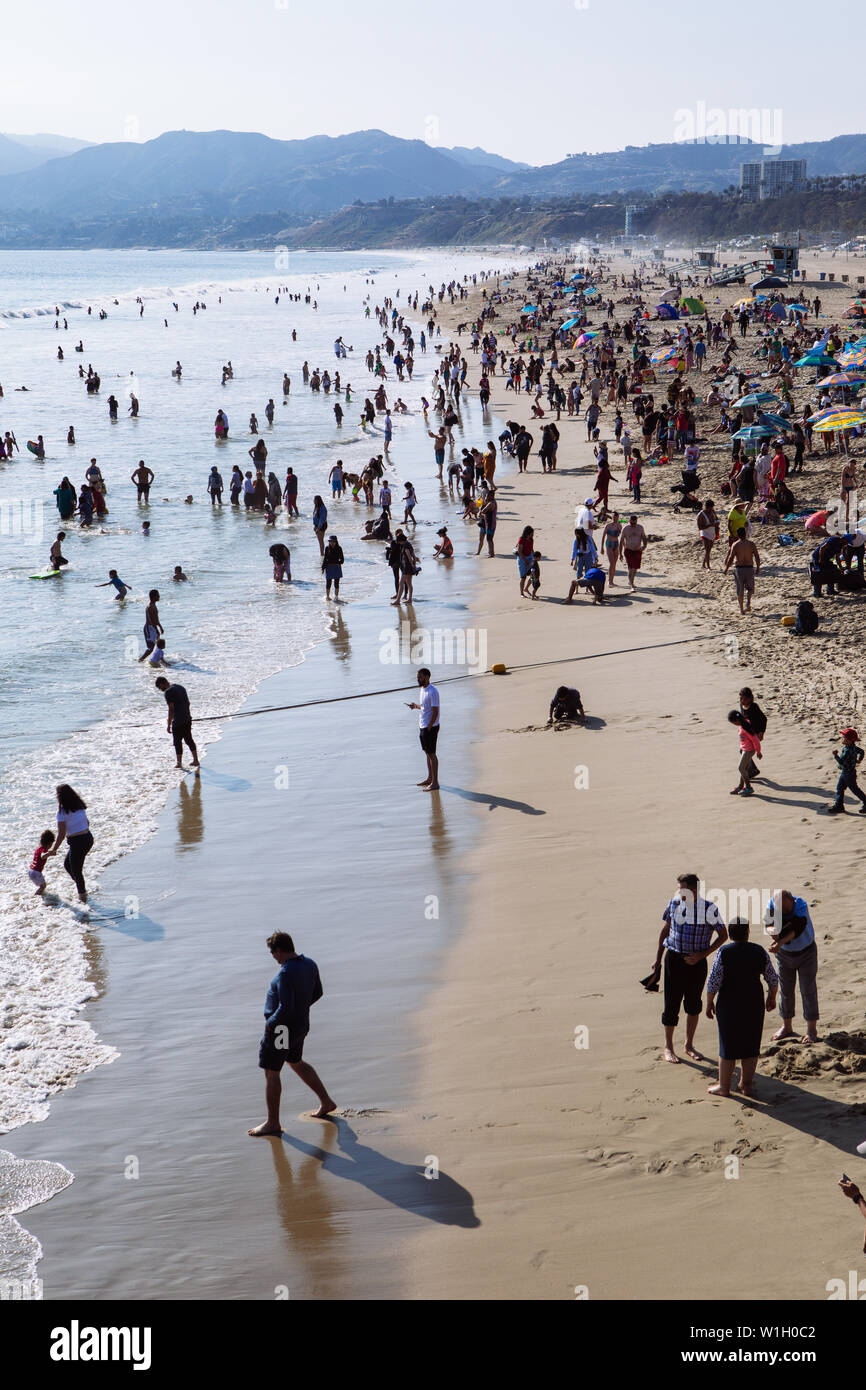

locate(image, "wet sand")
[[10, 546, 489, 1299]]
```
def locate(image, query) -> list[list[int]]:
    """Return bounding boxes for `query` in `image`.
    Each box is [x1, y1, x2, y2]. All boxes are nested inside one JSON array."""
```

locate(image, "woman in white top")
[[49, 784, 93, 902]]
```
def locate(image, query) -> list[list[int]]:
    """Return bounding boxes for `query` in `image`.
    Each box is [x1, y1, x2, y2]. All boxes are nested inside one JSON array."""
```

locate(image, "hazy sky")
[[3, 0, 861, 164]]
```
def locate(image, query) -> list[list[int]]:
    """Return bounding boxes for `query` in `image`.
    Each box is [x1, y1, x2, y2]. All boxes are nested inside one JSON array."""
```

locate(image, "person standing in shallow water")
[[248, 931, 336, 1134], [48, 784, 94, 903], [407, 667, 440, 791]]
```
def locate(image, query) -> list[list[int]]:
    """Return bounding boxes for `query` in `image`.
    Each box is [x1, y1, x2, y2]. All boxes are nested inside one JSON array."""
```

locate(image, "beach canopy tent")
[[656, 303, 679, 319], [734, 391, 780, 408], [768, 302, 788, 319], [752, 275, 789, 289], [679, 297, 706, 313]]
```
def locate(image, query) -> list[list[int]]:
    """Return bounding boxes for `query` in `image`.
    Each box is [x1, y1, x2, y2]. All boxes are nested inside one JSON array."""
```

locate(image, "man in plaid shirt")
[[654, 872, 728, 1064]]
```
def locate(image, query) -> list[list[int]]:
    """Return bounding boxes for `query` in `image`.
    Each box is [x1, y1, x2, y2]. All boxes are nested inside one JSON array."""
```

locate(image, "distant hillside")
[[2, 126, 866, 245], [0, 129, 504, 219], [0, 132, 90, 176]]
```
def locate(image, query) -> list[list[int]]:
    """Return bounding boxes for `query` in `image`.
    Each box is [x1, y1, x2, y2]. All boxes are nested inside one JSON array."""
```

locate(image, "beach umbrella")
[[757, 412, 794, 432], [733, 424, 775, 440], [521, 304, 538, 313], [752, 275, 789, 289], [843, 306, 866, 318], [808, 406, 866, 457], [837, 347, 866, 367], [787, 304, 808, 315], [560, 317, 580, 331], [575, 331, 599, 346], [650, 345, 679, 366], [552, 280, 566, 287], [659, 289, 679, 303], [808, 407, 866, 429], [820, 371, 866, 387], [733, 297, 755, 309], [795, 352, 838, 368], [733, 391, 779, 408]]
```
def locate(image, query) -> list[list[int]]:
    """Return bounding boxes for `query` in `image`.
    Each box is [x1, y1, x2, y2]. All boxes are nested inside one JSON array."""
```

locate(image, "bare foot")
[[684, 1045, 705, 1061], [423, 783, 440, 791], [739, 1086, 754, 1098], [707, 1084, 731, 1096], [312, 1100, 338, 1118], [772, 1028, 796, 1041], [417, 780, 431, 787], [802, 1033, 818, 1045], [248, 1121, 281, 1137], [663, 1047, 680, 1064]]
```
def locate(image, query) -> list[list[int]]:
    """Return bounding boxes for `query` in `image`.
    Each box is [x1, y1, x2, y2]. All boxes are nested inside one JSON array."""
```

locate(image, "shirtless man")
[[840, 457, 858, 532], [428, 427, 447, 478], [724, 528, 761, 615], [619, 515, 647, 591], [138, 589, 163, 661], [131, 460, 154, 502]]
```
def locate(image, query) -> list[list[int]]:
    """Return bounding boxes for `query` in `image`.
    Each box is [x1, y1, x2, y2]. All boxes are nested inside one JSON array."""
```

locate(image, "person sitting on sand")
[[434, 527, 453, 558], [705, 917, 778, 1098], [248, 931, 336, 1134], [653, 872, 728, 1065]]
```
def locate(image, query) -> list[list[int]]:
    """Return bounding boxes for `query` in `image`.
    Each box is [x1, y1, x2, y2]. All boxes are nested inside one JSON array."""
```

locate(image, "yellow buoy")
[[490, 662, 508, 675], [780, 616, 795, 626]]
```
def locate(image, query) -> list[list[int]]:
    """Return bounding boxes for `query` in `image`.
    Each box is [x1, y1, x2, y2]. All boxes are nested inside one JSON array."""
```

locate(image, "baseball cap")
[[841, 727, 859, 740], [584, 497, 595, 506]]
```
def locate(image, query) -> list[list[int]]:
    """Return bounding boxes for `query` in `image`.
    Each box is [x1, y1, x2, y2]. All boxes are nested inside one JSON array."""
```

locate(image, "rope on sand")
[[120, 633, 716, 727]]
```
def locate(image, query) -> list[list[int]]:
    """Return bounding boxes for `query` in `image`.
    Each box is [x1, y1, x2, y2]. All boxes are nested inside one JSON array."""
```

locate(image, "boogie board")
[[26, 441, 44, 456], [29, 568, 67, 579]]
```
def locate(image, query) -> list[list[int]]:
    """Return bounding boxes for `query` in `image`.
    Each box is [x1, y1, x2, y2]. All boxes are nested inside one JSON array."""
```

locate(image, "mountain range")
[[2, 128, 866, 240]]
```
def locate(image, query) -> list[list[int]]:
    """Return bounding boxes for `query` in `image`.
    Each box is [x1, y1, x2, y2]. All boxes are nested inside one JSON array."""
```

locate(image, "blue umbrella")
[[757, 412, 794, 432], [560, 317, 580, 331], [521, 305, 538, 314], [733, 424, 775, 444]]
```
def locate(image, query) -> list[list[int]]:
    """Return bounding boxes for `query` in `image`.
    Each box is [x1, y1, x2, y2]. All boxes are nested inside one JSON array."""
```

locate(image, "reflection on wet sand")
[[329, 611, 351, 662], [176, 774, 204, 850]]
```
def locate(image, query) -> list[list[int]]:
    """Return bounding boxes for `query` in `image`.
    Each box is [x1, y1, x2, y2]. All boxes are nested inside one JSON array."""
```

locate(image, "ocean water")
[[0, 246, 528, 1287]]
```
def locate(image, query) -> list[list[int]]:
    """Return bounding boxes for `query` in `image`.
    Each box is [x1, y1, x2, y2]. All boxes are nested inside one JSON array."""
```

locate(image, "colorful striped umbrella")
[[650, 345, 679, 366], [808, 408, 866, 430], [733, 391, 780, 408], [836, 348, 866, 367], [819, 371, 866, 387], [733, 424, 775, 441], [733, 298, 755, 309], [575, 330, 599, 345], [757, 413, 794, 432]]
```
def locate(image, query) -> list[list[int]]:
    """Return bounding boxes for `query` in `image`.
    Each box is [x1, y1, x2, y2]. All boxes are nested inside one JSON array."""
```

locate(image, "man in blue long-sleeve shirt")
[[248, 932, 336, 1136]]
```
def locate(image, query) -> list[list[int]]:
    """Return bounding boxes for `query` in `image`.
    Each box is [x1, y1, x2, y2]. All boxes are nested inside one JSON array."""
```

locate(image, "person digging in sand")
[[248, 932, 336, 1134]]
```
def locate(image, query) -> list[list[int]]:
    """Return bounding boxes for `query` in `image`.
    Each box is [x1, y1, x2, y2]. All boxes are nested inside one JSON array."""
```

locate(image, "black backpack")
[[795, 600, 820, 635]]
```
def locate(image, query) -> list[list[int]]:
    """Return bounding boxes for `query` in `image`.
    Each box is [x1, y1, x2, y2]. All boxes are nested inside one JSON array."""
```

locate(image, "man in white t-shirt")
[[408, 667, 440, 791]]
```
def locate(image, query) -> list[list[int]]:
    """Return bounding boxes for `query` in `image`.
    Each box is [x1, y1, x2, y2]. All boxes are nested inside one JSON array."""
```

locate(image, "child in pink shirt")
[[728, 710, 761, 797]]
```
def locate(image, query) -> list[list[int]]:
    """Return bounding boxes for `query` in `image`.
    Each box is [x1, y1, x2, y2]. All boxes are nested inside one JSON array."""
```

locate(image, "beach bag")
[[795, 601, 820, 635]]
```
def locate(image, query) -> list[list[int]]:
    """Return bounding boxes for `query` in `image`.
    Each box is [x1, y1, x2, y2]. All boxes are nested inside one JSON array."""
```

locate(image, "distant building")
[[741, 159, 807, 201]]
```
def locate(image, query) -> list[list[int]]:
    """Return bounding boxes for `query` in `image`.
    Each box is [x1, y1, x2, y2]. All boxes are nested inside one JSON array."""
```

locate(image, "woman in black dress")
[[705, 918, 778, 1097]]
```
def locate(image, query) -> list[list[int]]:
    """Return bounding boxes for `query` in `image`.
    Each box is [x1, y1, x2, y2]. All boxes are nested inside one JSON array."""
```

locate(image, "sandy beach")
[[10, 245, 866, 1304], [397, 255, 866, 1300]]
